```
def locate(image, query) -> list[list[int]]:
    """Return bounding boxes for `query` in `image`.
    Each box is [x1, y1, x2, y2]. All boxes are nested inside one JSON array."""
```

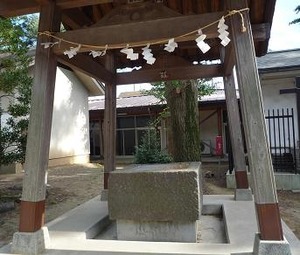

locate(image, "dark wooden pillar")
[[12, 2, 61, 254], [228, 0, 283, 240], [223, 74, 249, 190], [103, 53, 116, 190], [19, 2, 61, 233]]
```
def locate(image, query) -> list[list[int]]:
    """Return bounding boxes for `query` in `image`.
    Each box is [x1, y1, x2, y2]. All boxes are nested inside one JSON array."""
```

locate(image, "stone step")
[[47, 196, 110, 240]]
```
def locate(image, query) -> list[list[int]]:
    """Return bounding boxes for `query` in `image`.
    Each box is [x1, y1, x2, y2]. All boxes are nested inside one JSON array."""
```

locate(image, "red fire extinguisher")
[[215, 136, 223, 156]]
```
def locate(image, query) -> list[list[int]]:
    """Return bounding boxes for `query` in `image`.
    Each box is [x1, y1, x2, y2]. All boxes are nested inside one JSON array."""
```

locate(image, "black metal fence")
[[265, 108, 297, 173]]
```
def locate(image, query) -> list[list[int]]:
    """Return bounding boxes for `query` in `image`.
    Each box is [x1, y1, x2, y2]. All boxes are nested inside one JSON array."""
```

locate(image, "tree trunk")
[[165, 80, 201, 162]]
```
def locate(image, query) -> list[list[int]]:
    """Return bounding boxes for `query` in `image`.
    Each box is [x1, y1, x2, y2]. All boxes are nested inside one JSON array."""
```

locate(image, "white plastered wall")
[[260, 71, 299, 144], [49, 67, 90, 166]]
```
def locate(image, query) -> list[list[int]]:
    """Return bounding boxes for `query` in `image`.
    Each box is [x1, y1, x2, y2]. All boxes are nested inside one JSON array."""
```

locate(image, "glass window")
[[116, 130, 124, 155], [124, 130, 136, 155], [117, 116, 134, 128], [136, 116, 151, 127]]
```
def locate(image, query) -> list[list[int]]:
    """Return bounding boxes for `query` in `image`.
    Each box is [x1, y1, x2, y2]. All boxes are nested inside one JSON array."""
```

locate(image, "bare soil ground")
[[0, 162, 299, 248]]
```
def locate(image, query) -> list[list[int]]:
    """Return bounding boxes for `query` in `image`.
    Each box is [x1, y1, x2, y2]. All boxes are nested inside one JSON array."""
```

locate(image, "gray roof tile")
[[257, 48, 300, 70]]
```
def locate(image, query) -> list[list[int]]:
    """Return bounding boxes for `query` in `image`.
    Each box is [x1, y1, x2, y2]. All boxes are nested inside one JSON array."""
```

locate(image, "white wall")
[[49, 67, 90, 165], [261, 77, 296, 112], [260, 72, 299, 144]]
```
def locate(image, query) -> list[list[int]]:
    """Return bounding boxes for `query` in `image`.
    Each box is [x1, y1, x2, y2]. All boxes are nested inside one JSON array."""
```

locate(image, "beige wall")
[[49, 67, 90, 166]]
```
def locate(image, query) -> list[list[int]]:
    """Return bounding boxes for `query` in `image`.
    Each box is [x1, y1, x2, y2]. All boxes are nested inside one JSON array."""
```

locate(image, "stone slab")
[[117, 220, 197, 242], [108, 162, 202, 222], [47, 196, 109, 240], [234, 188, 253, 201], [222, 200, 258, 245]]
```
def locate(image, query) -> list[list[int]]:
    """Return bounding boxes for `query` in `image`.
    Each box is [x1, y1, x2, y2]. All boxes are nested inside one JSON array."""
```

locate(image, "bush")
[[134, 129, 172, 164]]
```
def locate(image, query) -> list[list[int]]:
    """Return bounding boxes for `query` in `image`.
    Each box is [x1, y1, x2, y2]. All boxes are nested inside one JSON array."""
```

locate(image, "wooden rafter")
[[116, 64, 223, 85], [62, 8, 94, 29], [0, 0, 113, 17], [57, 54, 115, 84]]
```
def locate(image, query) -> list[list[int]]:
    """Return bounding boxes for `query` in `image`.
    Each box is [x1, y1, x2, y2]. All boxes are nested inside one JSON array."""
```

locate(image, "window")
[[116, 115, 153, 156]]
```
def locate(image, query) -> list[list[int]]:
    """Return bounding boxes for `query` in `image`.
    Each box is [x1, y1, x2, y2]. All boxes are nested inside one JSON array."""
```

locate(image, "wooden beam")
[[252, 23, 271, 42], [116, 64, 223, 85], [57, 0, 113, 9], [62, 8, 94, 29], [52, 12, 226, 54], [0, 0, 113, 17], [220, 43, 235, 76], [0, 0, 39, 17], [34, 0, 51, 5], [57, 54, 115, 84], [52, 20, 270, 55]]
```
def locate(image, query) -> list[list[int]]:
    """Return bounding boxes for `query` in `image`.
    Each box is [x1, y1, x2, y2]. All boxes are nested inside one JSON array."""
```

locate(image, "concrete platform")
[[1, 195, 299, 255]]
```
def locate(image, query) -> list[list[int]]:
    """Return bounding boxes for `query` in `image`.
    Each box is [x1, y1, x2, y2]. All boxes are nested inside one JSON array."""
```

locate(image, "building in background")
[[0, 64, 104, 173], [89, 48, 300, 175]]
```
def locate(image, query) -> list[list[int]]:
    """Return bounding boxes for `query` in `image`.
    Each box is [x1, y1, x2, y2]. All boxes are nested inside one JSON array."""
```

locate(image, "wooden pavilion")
[[0, 0, 289, 254]]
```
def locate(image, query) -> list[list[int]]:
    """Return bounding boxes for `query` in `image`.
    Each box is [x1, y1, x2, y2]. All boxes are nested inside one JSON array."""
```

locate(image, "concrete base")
[[48, 154, 90, 167], [227, 171, 300, 190], [235, 188, 253, 201], [2, 195, 299, 255], [11, 227, 50, 255], [100, 189, 108, 201], [253, 233, 292, 255], [0, 163, 23, 174], [116, 220, 197, 243]]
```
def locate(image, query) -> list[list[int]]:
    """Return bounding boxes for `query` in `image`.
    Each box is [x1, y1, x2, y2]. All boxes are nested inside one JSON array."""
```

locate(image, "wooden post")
[[223, 74, 249, 190], [103, 53, 116, 190], [227, 0, 283, 240], [19, 2, 61, 233], [12, 2, 61, 254]]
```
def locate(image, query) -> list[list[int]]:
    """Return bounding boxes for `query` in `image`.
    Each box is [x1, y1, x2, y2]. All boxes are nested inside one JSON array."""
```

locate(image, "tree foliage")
[[290, 5, 300, 25], [0, 15, 37, 166], [134, 128, 172, 164], [148, 79, 215, 102]]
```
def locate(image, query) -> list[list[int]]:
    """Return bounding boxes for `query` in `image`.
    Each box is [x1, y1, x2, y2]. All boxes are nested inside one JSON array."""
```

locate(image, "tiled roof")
[[89, 95, 162, 111], [257, 48, 300, 71], [88, 89, 231, 111]]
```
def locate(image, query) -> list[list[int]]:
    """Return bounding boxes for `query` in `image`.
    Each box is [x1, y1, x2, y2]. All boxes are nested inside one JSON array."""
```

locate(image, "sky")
[[268, 0, 300, 51]]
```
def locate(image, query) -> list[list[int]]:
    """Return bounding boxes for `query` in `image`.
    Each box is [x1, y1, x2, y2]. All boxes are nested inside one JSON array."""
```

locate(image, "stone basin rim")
[[114, 162, 201, 173]]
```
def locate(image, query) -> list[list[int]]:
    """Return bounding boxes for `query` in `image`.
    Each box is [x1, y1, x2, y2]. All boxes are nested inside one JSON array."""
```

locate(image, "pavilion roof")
[[0, 0, 275, 73], [0, 0, 276, 84]]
